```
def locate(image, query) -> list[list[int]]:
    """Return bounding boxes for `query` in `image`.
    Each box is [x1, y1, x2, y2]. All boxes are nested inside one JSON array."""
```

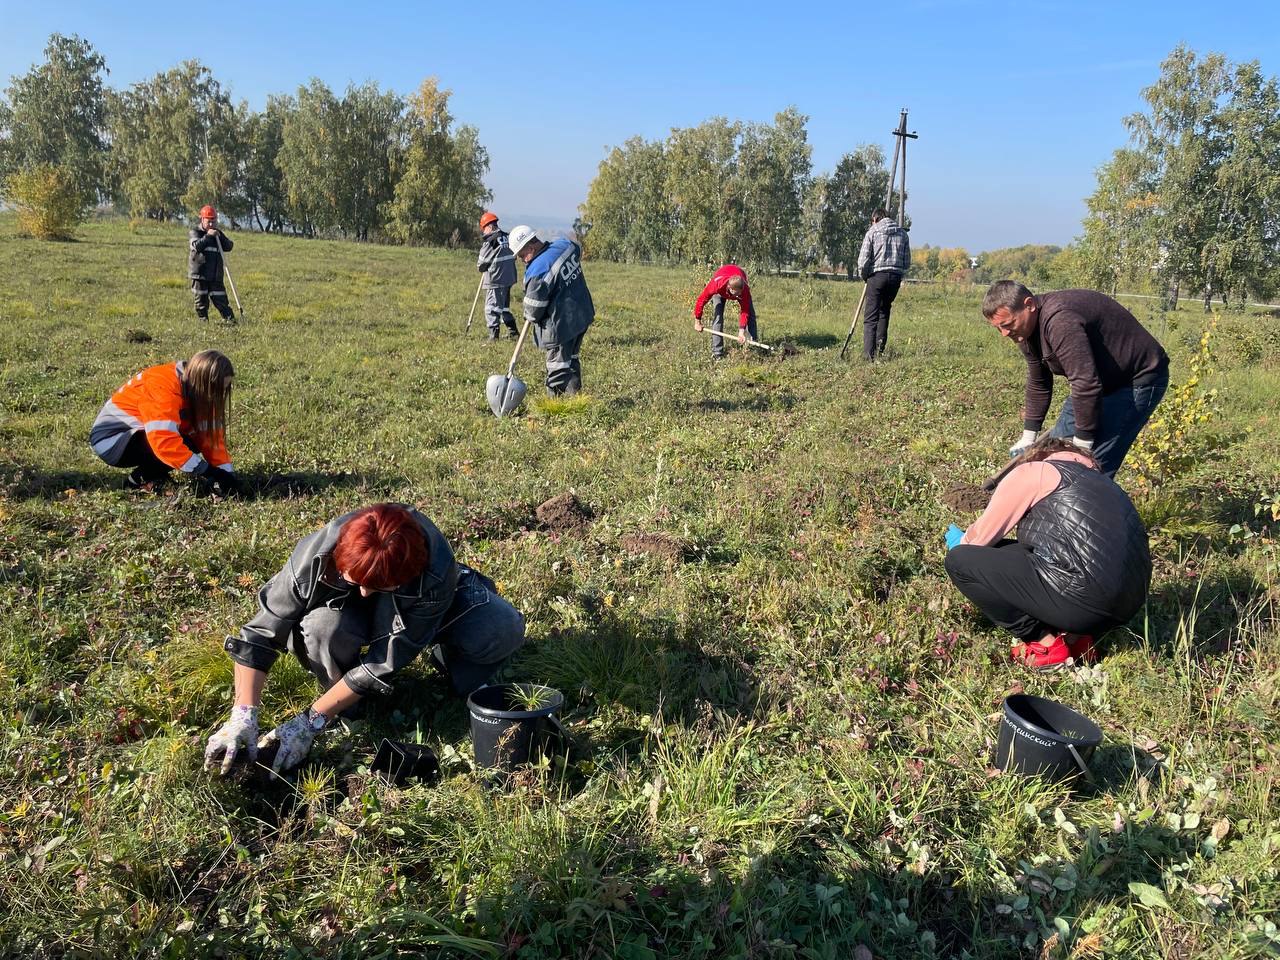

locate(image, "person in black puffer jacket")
[[188, 203, 236, 323], [943, 439, 1151, 671]]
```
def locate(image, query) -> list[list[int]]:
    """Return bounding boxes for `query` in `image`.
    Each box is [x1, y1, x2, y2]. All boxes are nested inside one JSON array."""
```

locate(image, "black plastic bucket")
[[994, 694, 1102, 782], [467, 683, 564, 771]]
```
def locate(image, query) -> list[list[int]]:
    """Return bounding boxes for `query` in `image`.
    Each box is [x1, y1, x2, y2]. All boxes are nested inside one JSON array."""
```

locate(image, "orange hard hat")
[[200, 204, 217, 220], [479, 211, 499, 230]]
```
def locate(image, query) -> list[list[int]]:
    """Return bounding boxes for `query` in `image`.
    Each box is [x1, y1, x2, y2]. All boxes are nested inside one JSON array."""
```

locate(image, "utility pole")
[[884, 109, 918, 224]]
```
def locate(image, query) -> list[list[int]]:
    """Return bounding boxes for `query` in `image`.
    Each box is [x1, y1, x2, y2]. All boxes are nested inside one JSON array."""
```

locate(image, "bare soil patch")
[[536, 492, 594, 533], [621, 532, 688, 561], [941, 482, 991, 512]]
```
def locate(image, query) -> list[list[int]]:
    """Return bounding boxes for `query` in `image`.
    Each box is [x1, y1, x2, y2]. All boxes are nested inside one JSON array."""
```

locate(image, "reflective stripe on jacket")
[[522, 238, 594, 347], [189, 228, 232, 282], [224, 507, 460, 697], [477, 230, 517, 288], [88, 361, 230, 474]]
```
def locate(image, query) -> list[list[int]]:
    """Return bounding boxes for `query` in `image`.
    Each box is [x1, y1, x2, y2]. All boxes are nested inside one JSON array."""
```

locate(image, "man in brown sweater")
[[982, 281, 1169, 477]]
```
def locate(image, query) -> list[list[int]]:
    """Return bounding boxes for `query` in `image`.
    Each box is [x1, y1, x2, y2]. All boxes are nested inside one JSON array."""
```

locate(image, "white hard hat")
[[508, 224, 538, 255]]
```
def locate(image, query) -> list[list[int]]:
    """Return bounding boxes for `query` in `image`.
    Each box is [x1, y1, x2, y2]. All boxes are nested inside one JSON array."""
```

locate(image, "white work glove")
[[1008, 429, 1038, 458], [258, 709, 320, 772], [1071, 437, 1095, 452], [204, 705, 259, 775]]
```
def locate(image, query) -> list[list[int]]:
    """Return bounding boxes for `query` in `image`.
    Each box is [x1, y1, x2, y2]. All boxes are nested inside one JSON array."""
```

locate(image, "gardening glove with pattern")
[[1008, 429, 1038, 458], [204, 705, 259, 775], [258, 710, 319, 772], [945, 524, 966, 551]]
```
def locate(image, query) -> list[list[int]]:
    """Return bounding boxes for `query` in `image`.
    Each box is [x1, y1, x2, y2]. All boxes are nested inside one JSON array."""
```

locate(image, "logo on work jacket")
[[559, 255, 582, 285]]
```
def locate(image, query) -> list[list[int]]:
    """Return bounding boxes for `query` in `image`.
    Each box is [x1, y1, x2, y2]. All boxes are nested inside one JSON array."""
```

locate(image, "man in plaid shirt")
[[856, 209, 911, 361]]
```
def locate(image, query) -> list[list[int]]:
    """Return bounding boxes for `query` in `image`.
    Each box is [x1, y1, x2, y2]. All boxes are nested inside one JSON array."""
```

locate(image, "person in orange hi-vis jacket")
[[89, 349, 239, 495]]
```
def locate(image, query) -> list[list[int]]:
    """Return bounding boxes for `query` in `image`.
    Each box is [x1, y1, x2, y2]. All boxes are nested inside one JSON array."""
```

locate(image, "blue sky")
[[3, 0, 1279, 251]]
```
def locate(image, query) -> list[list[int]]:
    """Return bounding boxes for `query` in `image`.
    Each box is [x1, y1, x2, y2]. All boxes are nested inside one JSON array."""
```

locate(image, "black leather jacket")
[[224, 507, 460, 696], [1018, 460, 1151, 619]]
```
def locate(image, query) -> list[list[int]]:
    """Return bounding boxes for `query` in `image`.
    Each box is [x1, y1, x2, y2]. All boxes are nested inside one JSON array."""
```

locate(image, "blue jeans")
[[1047, 369, 1169, 477]]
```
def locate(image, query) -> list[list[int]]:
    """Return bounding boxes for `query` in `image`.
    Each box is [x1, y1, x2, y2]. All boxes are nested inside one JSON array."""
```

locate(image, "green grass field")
[[1, 217, 1278, 959]]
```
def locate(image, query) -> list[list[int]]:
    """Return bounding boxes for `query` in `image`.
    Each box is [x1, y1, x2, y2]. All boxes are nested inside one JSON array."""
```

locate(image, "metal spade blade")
[[486, 372, 527, 417]]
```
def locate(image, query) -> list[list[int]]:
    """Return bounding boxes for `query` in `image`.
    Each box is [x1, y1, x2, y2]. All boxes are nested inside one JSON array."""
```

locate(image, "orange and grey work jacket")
[[88, 361, 232, 475]]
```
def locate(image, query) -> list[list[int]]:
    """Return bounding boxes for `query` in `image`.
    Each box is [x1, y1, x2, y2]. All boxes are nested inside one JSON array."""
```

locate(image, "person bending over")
[[508, 225, 595, 396], [943, 439, 1151, 671], [693, 264, 758, 360], [89, 349, 238, 495], [204, 503, 526, 773], [982, 281, 1169, 477]]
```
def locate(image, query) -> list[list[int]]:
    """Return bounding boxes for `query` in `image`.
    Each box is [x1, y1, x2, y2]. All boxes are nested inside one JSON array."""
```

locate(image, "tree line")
[[0, 34, 492, 244], [581, 45, 1280, 306], [578, 110, 903, 274], [1078, 45, 1280, 308]]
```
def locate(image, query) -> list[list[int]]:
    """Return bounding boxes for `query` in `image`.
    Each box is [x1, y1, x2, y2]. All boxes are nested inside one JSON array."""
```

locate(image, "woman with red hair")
[[204, 503, 525, 773]]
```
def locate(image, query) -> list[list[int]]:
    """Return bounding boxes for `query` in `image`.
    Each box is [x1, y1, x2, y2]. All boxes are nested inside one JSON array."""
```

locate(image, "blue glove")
[[945, 524, 965, 551]]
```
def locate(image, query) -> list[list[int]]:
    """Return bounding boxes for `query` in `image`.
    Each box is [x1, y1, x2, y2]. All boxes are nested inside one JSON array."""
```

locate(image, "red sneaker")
[[1010, 635, 1073, 672], [1065, 634, 1097, 663]]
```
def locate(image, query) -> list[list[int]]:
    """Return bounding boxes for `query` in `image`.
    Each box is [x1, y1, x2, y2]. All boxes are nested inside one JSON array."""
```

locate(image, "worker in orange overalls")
[[89, 350, 239, 494]]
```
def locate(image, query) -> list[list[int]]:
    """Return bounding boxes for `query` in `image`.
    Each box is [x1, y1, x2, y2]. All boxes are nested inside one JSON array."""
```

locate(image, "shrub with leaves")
[[1128, 315, 1220, 491], [5, 163, 88, 239]]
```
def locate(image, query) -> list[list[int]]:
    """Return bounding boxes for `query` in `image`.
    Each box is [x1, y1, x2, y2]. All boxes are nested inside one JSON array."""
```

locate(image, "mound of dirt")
[[124, 329, 153, 343], [774, 341, 799, 357], [536, 492, 594, 533], [942, 482, 991, 512], [621, 532, 688, 561]]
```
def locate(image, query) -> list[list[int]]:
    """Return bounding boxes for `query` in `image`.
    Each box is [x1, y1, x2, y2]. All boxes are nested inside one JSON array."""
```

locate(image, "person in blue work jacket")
[[507, 225, 595, 396]]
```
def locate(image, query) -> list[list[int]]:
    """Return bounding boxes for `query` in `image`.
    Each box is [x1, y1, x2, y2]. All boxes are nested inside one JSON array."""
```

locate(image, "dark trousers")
[[944, 540, 1120, 641], [484, 286, 518, 336], [1047, 369, 1170, 477], [709, 295, 759, 358], [192, 279, 235, 321], [545, 332, 585, 396], [862, 271, 902, 359], [287, 567, 526, 697], [118, 431, 172, 483]]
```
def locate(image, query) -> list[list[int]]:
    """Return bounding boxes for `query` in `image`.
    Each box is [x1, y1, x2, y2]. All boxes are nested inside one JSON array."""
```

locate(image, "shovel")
[[703, 328, 774, 352], [216, 234, 245, 321], [839, 283, 869, 359], [486, 318, 532, 418], [464, 278, 483, 333]]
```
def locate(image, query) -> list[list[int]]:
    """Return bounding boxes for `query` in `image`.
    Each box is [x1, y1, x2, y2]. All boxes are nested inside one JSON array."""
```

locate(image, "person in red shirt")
[[693, 264, 759, 360]]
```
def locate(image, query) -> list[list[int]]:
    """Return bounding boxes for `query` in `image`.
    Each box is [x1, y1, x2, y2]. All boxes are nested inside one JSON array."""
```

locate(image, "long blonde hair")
[[183, 350, 234, 446]]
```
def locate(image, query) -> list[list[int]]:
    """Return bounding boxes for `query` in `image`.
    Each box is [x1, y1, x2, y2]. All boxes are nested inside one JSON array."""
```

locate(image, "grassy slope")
[[1, 217, 1278, 959]]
